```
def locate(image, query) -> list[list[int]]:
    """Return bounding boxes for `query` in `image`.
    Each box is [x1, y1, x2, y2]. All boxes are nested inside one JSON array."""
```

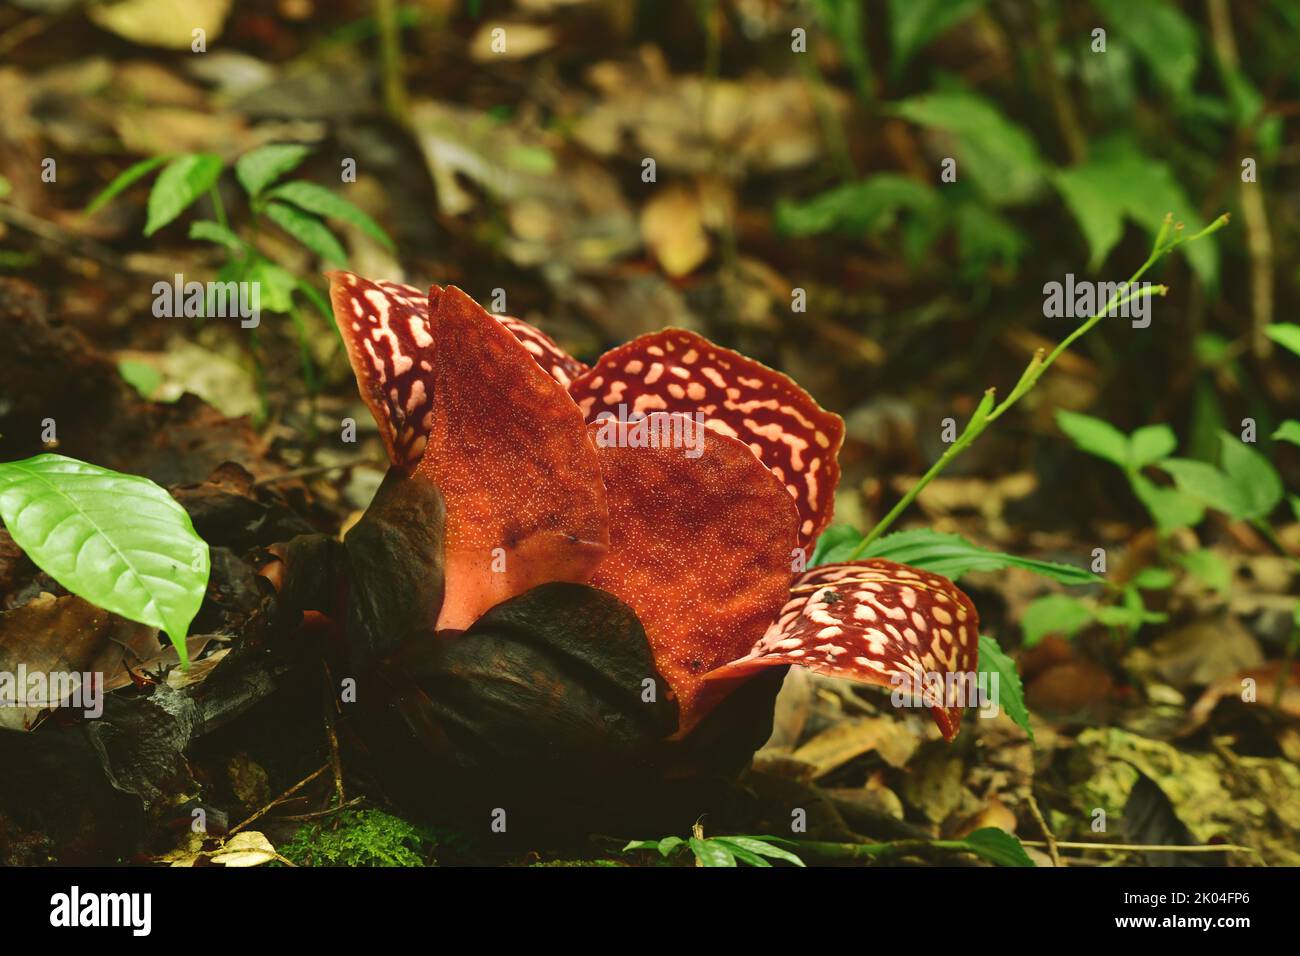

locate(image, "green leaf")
[[235, 143, 311, 198], [1093, 0, 1199, 98], [889, 0, 985, 72], [810, 524, 865, 565], [958, 828, 1035, 867], [1020, 593, 1093, 647], [953, 202, 1025, 275], [892, 89, 1045, 204], [188, 219, 246, 254], [264, 180, 395, 251], [1159, 458, 1233, 508], [84, 155, 169, 217], [1177, 548, 1230, 595], [1218, 433, 1284, 520], [264, 201, 348, 266], [1128, 425, 1177, 469], [977, 634, 1032, 740], [1164, 432, 1283, 523], [812, 0, 872, 100], [775, 175, 937, 238], [860, 529, 1098, 585], [1131, 473, 1206, 533], [1275, 421, 1300, 447], [688, 837, 735, 867], [1265, 323, 1300, 357], [144, 153, 223, 237], [117, 359, 162, 399], [1095, 586, 1166, 632], [1132, 566, 1175, 590], [656, 836, 685, 857], [0, 454, 209, 664], [714, 836, 807, 867], [247, 258, 298, 314], [713, 843, 770, 866], [1052, 137, 1216, 285], [1056, 410, 1129, 468]]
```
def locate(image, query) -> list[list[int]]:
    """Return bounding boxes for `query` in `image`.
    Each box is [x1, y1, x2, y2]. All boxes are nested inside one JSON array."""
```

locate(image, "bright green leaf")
[[1132, 566, 1175, 590], [657, 836, 684, 857], [1052, 137, 1216, 285], [1218, 432, 1283, 519], [893, 89, 1044, 204], [1131, 473, 1206, 533], [958, 828, 1035, 867], [0, 454, 209, 664], [714, 836, 807, 867], [264, 180, 394, 251], [889, 0, 985, 73], [713, 842, 770, 866], [247, 259, 298, 314], [860, 529, 1098, 585], [1128, 425, 1177, 469], [776, 175, 937, 238], [85, 155, 169, 217], [1274, 421, 1300, 447], [1020, 593, 1093, 647], [1177, 548, 1230, 595], [189, 219, 246, 253], [144, 154, 223, 237], [810, 524, 863, 566], [977, 634, 1032, 740], [264, 201, 348, 266], [117, 359, 162, 399], [1093, 0, 1199, 98], [1056, 410, 1129, 468], [1265, 323, 1300, 357], [235, 143, 311, 198], [688, 837, 735, 867]]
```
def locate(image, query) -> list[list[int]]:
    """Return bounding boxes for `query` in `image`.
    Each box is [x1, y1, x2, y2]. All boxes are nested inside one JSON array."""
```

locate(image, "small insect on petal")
[[704, 560, 981, 741], [416, 286, 608, 633], [569, 329, 844, 550], [587, 414, 797, 736]]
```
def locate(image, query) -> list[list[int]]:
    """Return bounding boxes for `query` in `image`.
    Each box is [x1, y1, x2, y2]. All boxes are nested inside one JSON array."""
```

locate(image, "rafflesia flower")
[[318, 273, 980, 827]]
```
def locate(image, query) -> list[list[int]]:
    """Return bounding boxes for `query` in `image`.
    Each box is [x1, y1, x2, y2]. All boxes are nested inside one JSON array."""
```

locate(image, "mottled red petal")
[[569, 329, 844, 550], [706, 560, 980, 741], [587, 413, 797, 735], [416, 286, 608, 632], [328, 272, 436, 468], [496, 314, 589, 387], [329, 272, 589, 467]]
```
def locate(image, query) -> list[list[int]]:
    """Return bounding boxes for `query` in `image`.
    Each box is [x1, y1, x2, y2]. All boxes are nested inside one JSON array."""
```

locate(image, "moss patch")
[[280, 809, 440, 867]]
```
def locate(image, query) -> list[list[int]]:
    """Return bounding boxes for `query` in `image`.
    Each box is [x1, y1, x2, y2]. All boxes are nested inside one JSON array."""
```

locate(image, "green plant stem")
[[799, 55, 857, 182], [792, 838, 992, 864], [208, 184, 228, 231], [375, 0, 410, 125], [847, 214, 1230, 559]]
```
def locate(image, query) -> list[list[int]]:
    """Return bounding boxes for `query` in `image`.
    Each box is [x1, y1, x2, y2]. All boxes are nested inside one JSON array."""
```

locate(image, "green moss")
[[280, 809, 439, 867], [529, 859, 626, 867]]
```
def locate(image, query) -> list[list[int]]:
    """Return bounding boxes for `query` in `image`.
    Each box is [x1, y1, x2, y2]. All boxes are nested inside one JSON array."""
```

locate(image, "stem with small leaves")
[[847, 212, 1231, 559]]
